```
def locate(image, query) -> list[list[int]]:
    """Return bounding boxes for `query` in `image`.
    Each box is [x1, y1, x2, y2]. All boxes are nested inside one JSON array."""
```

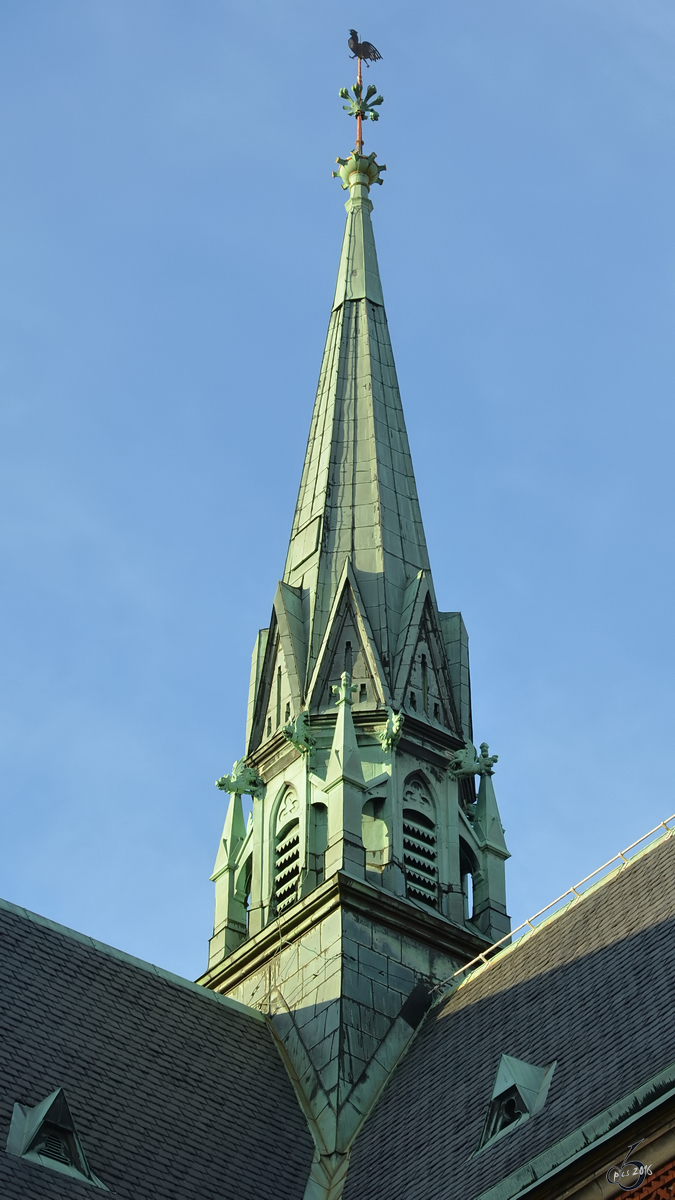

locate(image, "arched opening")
[[402, 775, 438, 908], [310, 802, 328, 886], [235, 854, 253, 935], [274, 788, 301, 915], [362, 798, 388, 876], [459, 837, 479, 924]]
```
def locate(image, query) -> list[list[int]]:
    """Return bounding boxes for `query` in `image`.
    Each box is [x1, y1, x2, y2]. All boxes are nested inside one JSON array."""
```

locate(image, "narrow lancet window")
[[460, 839, 479, 923], [344, 640, 353, 675], [310, 803, 328, 887]]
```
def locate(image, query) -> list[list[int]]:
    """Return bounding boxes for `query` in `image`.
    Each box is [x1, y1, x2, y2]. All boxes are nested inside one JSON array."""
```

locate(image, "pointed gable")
[[274, 581, 307, 704], [246, 624, 291, 756], [392, 574, 460, 732], [305, 561, 390, 713]]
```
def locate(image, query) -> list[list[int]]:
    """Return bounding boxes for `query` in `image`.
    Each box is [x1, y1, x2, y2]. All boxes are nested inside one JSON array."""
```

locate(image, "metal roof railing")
[[438, 813, 675, 993]]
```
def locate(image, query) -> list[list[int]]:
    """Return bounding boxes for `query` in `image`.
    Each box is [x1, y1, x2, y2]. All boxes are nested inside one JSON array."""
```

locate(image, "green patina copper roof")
[[284, 151, 434, 688], [332, 152, 385, 307]]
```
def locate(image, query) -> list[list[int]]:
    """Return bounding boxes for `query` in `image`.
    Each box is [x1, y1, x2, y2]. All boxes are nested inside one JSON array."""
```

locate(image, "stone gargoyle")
[[449, 740, 498, 780], [282, 710, 316, 755], [378, 708, 405, 753], [215, 758, 265, 800]]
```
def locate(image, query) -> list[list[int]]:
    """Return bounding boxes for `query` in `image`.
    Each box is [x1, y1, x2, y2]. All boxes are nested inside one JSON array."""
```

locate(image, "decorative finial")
[[342, 29, 383, 155], [332, 671, 358, 707], [333, 33, 386, 202]]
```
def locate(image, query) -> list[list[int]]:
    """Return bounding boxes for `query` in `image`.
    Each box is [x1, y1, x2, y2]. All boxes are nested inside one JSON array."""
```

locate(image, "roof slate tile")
[[0, 902, 314, 1200], [344, 834, 675, 1200]]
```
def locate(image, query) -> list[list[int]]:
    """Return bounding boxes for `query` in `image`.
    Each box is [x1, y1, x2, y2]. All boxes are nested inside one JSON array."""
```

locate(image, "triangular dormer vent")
[[476, 1054, 556, 1154], [6, 1087, 108, 1189], [41, 1127, 72, 1163]]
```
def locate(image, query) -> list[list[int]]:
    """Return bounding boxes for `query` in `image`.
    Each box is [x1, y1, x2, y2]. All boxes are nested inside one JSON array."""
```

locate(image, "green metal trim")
[[7, 1088, 109, 1190], [338, 83, 384, 126], [473, 1058, 557, 1158], [0, 895, 264, 1022], [474, 1061, 675, 1200], [332, 187, 385, 309], [451, 825, 675, 996]]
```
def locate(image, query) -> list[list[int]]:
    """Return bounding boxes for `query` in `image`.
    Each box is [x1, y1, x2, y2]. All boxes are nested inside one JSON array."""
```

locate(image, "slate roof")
[[343, 831, 675, 1200], [0, 899, 314, 1199]]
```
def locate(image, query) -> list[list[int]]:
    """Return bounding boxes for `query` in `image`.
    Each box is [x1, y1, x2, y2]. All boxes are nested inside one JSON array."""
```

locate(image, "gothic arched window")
[[459, 837, 479, 923], [236, 854, 253, 935], [402, 776, 438, 908], [310, 802, 328, 887], [274, 788, 301, 915]]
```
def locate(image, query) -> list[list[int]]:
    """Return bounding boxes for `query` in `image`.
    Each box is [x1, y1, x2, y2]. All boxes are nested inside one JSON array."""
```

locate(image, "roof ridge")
[[0, 895, 263, 1022], [437, 813, 675, 996]]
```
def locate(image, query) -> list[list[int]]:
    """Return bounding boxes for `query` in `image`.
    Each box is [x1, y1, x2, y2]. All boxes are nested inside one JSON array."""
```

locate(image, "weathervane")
[[341, 29, 383, 155]]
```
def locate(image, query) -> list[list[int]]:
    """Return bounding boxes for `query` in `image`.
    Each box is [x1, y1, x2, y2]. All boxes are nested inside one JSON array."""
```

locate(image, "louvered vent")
[[402, 808, 438, 907], [39, 1128, 71, 1164], [275, 820, 300, 914]]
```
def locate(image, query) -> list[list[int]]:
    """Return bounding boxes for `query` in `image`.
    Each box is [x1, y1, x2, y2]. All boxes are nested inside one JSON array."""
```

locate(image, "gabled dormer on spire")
[[201, 63, 510, 1200]]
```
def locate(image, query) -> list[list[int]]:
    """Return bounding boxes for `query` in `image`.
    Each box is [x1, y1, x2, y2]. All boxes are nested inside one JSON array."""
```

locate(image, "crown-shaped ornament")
[[332, 150, 386, 191]]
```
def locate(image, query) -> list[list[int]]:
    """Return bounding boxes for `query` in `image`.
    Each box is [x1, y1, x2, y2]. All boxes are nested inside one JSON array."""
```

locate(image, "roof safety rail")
[[437, 813, 675, 993]]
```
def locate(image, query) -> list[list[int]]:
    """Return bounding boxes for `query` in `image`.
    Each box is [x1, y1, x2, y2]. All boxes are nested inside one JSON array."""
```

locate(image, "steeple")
[[200, 57, 510, 1200], [283, 148, 434, 703]]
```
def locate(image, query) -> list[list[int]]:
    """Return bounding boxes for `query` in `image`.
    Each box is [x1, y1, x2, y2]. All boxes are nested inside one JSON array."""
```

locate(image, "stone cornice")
[[197, 871, 490, 995]]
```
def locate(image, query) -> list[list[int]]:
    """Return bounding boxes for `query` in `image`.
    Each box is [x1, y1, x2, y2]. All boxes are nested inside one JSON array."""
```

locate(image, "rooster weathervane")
[[341, 29, 383, 155]]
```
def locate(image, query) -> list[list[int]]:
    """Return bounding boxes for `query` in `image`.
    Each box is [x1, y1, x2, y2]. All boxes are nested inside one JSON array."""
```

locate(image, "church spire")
[[202, 54, 510, 1199], [283, 137, 434, 705]]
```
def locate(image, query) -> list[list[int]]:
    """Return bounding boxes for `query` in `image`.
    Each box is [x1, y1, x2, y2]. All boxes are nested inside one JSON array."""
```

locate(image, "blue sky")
[[1, 1, 674, 981]]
